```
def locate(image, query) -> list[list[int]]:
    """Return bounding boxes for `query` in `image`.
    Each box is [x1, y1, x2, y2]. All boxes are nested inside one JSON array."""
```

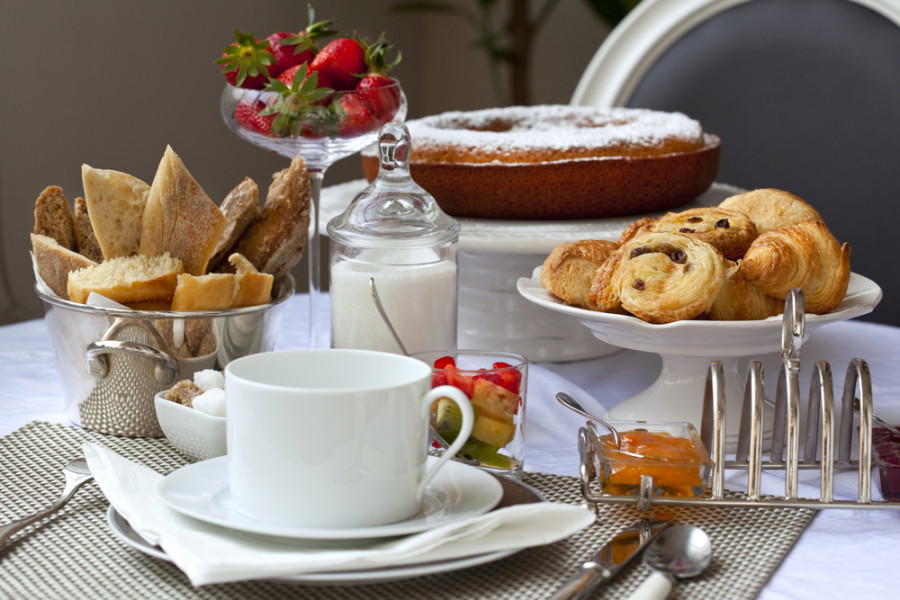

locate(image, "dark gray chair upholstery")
[[578, 0, 900, 325]]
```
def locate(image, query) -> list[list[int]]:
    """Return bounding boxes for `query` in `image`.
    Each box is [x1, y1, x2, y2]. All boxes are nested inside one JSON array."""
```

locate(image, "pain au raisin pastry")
[[618, 207, 757, 260], [719, 188, 821, 234], [540, 240, 618, 309], [589, 232, 728, 323], [709, 264, 785, 320], [740, 219, 850, 314]]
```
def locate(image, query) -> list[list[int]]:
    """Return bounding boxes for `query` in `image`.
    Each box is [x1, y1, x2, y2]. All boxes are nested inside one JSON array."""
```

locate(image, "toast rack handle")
[[86, 340, 179, 386]]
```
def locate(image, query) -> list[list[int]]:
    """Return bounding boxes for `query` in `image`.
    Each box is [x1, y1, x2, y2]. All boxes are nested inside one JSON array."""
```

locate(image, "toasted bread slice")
[[210, 177, 261, 269], [33, 186, 77, 251], [228, 253, 274, 307], [67, 252, 184, 305], [171, 273, 236, 311], [31, 233, 98, 299], [139, 146, 227, 275], [72, 196, 104, 263], [229, 155, 310, 279], [81, 164, 150, 259]]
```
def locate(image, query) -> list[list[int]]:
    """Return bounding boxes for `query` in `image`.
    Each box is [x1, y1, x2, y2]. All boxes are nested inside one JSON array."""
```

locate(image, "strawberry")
[[337, 93, 376, 137], [266, 7, 337, 76], [355, 34, 403, 121], [262, 63, 336, 138], [234, 98, 275, 136], [216, 29, 275, 89], [278, 63, 333, 91], [310, 37, 367, 90]]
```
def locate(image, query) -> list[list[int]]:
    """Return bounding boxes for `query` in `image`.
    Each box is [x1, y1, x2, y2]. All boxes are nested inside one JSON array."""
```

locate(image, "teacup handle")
[[416, 385, 475, 500]]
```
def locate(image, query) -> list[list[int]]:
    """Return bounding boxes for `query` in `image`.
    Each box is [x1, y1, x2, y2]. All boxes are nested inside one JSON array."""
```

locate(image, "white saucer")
[[158, 456, 504, 540]]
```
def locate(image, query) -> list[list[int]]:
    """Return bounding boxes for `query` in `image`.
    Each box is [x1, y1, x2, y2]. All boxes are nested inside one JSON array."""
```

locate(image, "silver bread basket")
[[36, 275, 293, 437]]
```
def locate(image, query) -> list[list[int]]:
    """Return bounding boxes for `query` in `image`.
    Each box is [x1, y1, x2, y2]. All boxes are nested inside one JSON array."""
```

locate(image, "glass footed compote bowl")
[[220, 79, 407, 348]]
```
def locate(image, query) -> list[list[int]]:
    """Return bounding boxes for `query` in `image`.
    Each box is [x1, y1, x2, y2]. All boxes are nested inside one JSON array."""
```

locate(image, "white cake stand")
[[517, 271, 882, 448]]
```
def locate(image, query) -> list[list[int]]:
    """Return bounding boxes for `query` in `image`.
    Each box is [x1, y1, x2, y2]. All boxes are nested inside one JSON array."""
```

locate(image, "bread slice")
[[81, 164, 150, 259], [139, 146, 227, 275], [33, 186, 77, 251], [171, 273, 236, 311], [30, 233, 98, 299], [228, 155, 311, 279], [210, 177, 261, 269], [67, 252, 184, 305], [72, 196, 104, 263], [228, 253, 274, 307]]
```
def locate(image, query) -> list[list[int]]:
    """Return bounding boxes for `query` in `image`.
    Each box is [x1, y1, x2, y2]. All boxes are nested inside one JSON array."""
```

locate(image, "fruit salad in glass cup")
[[414, 350, 527, 478]]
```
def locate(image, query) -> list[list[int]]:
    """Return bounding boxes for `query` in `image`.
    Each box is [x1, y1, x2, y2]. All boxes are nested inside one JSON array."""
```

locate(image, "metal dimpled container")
[[36, 276, 293, 437]]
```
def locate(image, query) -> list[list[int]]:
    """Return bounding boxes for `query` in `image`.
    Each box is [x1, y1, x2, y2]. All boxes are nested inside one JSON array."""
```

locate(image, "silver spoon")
[[370, 277, 476, 461], [0, 458, 94, 548], [556, 392, 622, 449], [627, 524, 713, 600]]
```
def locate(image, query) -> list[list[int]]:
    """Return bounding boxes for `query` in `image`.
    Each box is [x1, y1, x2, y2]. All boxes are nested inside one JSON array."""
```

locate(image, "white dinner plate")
[[158, 456, 504, 540]]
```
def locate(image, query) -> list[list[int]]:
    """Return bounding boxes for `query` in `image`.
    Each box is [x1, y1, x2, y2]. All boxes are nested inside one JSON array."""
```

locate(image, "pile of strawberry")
[[217, 5, 402, 138]]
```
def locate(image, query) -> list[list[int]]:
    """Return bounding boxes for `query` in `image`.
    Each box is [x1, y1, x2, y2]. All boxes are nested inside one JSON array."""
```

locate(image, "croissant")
[[739, 219, 850, 314], [540, 239, 618, 309], [719, 188, 821, 234], [589, 232, 728, 323], [618, 207, 757, 260], [709, 262, 785, 320]]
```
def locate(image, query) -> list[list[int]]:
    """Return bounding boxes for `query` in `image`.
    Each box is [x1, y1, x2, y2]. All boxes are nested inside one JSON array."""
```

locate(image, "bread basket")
[[36, 275, 293, 437]]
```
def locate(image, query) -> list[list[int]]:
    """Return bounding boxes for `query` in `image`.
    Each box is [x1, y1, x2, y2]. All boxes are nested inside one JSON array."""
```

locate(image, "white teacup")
[[224, 349, 474, 529]]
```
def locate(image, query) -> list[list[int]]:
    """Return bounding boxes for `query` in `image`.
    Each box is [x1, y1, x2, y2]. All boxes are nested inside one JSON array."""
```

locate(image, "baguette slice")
[[33, 186, 77, 251], [171, 273, 236, 311], [81, 164, 150, 259], [67, 252, 184, 305], [229, 155, 310, 279], [31, 233, 98, 299], [229, 253, 274, 308], [139, 145, 227, 275], [72, 196, 104, 263], [210, 177, 260, 269]]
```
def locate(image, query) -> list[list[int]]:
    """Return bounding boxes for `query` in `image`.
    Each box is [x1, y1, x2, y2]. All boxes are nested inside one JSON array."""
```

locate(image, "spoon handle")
[[626, 571, 673, 600], [0, 470, 93, 547]]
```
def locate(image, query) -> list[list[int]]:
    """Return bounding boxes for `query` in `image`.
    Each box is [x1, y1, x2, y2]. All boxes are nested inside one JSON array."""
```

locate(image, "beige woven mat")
[[0, 422, 816, 599]]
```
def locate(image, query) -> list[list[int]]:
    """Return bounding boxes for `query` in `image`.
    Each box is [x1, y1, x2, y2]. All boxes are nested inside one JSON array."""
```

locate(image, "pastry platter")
[[517, 270, 883, 448]]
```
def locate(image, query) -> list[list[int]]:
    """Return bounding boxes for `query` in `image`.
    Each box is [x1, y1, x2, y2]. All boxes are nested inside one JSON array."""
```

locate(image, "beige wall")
[[0, 0, 609, 323]]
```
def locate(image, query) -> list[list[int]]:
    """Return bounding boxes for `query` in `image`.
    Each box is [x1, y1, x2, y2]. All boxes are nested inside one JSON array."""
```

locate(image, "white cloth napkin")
[[83, 442, 595, 586]]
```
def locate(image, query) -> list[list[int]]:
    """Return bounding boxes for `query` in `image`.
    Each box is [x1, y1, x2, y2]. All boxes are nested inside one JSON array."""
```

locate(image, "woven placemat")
[[0, 422, 816, 599]]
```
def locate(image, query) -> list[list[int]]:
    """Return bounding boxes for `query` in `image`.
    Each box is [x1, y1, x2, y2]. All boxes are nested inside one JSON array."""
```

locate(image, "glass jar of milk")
[[327, 121, 459, 354]]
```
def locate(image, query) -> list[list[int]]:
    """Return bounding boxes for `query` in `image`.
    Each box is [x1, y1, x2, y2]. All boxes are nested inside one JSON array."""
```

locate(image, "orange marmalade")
[[597, 428, 711, 498]]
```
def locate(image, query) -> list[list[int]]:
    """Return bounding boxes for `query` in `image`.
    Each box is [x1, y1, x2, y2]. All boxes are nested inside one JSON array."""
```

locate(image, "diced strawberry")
[[473, 362, 522, 395], [434, 356, 456, 370], [233, 98, 275, 136], [444, 365, 476, 399]]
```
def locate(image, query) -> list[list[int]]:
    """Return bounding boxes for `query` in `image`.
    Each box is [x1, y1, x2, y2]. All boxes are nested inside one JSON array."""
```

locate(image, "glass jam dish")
[[873, 426, 900, 501], [586, 420, 713, 498]]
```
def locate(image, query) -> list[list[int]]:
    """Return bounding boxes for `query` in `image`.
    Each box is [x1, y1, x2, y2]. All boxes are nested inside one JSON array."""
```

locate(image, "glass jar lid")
[[327, 121, 459, 249]]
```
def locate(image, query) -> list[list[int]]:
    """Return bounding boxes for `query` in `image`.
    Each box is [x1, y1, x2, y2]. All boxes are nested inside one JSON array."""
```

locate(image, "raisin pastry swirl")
[[618, 207, 757, 260], [540, 239, 618, 309], [740, 219, 850, 314], [589, 231, 728, 323]]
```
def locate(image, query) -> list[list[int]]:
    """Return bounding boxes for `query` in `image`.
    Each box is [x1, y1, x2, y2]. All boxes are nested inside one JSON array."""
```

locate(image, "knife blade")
[[549, 513, 673, 600]]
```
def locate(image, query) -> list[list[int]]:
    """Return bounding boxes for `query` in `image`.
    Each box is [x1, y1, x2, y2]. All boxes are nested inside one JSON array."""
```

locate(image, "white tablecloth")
[[2, 293, 898, 599]]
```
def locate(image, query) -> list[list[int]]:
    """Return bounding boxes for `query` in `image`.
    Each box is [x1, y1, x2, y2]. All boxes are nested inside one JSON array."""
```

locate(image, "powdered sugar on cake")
[[406, 105, 707, 164]]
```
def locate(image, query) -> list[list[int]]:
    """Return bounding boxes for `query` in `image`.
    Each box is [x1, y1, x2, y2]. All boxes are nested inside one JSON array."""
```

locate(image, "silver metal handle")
[[0, 468, 93, 547], [549, 564, 611, 600], [86, 339, 178, 386]]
